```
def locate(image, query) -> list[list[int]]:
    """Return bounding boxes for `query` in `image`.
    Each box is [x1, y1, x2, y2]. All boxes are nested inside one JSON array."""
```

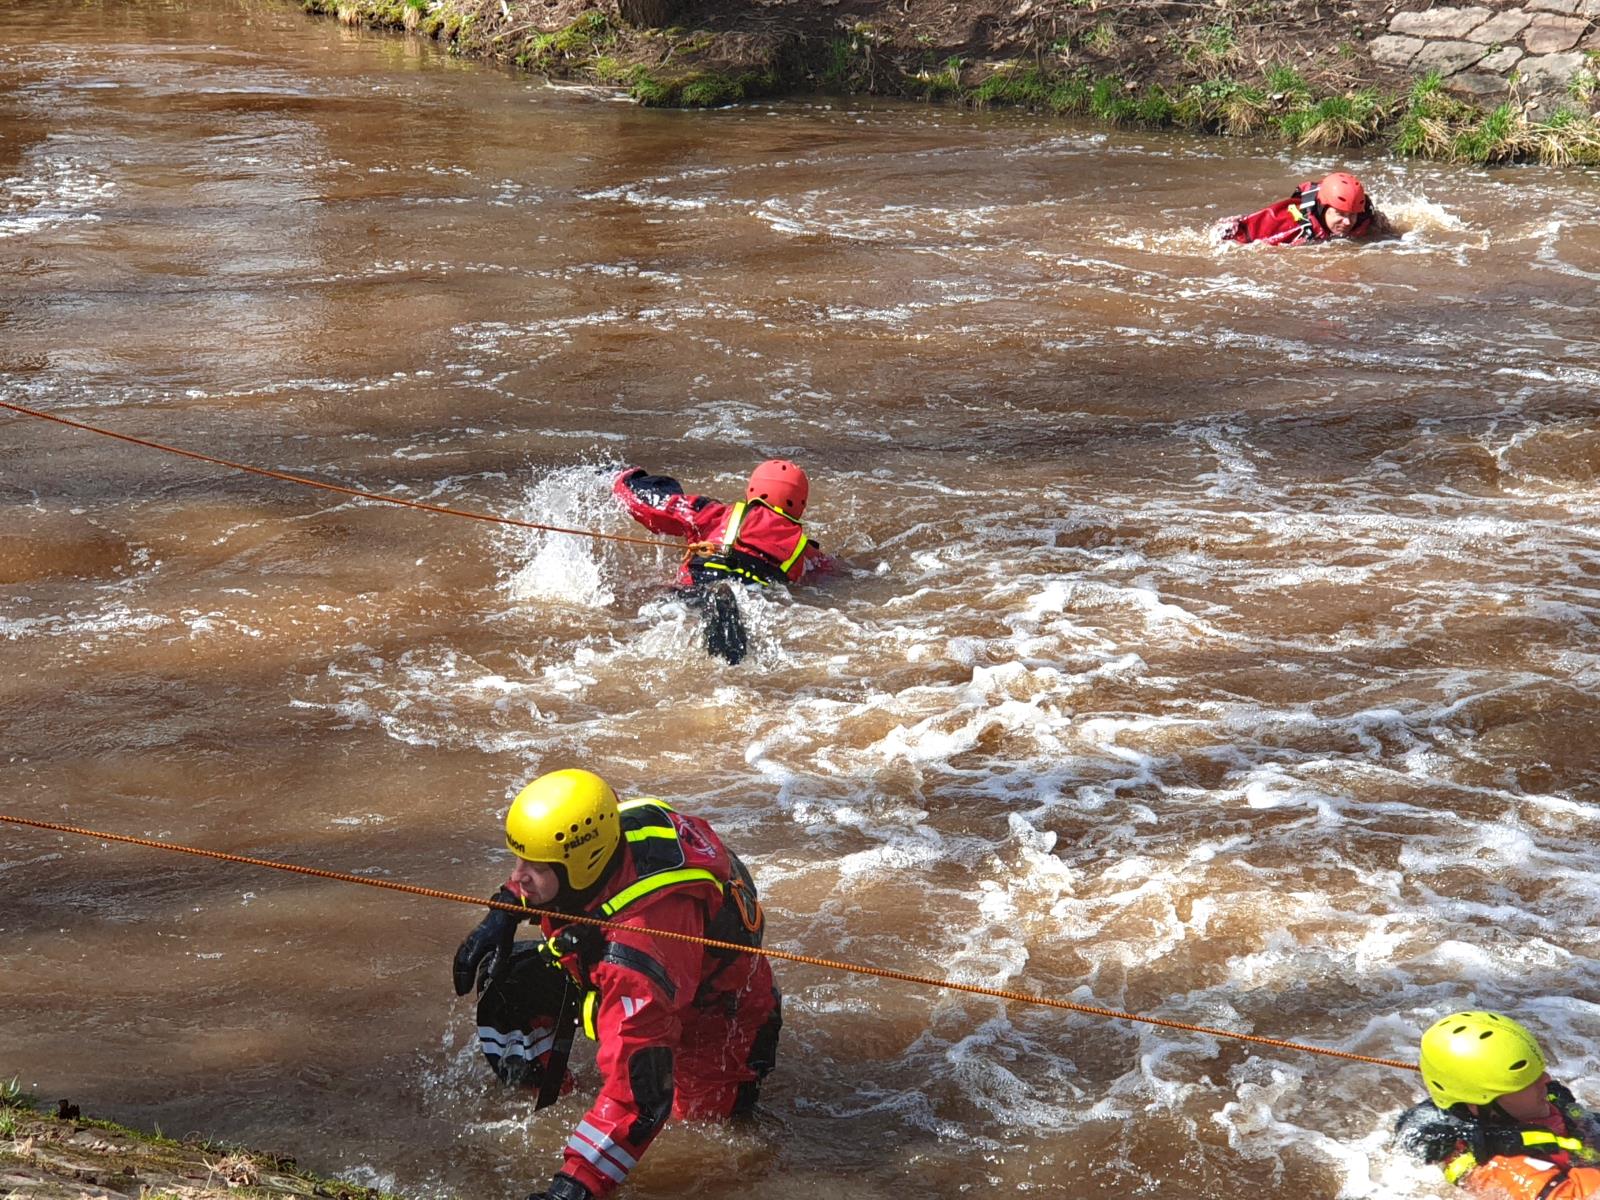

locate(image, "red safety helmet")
[[1317, 171, 1367, 214], [746, 459, 808, 517]]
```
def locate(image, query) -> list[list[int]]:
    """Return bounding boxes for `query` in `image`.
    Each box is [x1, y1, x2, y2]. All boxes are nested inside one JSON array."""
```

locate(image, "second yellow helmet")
[[504, 768, 620, 891], [1419, 1011, 1546, 1109]]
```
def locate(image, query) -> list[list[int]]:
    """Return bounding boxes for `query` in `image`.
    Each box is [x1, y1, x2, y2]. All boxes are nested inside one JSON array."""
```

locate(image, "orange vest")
[[1468, 1155, 1600, 1200]]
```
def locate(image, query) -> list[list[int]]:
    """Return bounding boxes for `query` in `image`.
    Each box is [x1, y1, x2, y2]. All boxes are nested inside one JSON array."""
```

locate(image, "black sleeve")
[[620, 469, 683, 505]]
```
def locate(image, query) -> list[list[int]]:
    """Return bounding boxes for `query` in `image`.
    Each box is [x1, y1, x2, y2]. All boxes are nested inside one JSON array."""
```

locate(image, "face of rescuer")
[[1486, 1072, 1555, 1122], [1325, 205, 1361, 237], [510, 857, 561, 904]]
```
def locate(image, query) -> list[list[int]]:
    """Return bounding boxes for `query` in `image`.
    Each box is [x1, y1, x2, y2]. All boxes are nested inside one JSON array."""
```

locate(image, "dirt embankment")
[[303, 0, 1600, 162], [0, 1097, 398, 1200]]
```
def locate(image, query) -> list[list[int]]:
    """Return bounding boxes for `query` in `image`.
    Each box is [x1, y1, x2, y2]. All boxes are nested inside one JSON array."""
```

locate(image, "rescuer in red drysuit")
[[1395, 1011, 1600, 1199], [1215, 170, 1394, 246], [453, 768, 780, 1200], [611, 458, 831, 664]]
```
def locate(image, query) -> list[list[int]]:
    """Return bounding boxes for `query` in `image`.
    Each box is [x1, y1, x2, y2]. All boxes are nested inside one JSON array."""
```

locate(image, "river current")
[[4, 2, 1600, 1197]]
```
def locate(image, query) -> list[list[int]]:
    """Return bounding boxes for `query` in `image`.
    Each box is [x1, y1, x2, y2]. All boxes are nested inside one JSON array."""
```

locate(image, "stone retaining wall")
[[1370, 0, 1598, 115]]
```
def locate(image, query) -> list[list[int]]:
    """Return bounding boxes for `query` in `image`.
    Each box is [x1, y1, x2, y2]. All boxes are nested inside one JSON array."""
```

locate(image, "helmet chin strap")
[[554, 849, 623, 913]]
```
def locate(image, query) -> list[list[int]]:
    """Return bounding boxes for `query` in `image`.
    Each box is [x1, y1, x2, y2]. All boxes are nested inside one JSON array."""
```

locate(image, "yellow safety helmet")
[[504, 768, 620, 892], [1419, 1011, 1546, 1109]]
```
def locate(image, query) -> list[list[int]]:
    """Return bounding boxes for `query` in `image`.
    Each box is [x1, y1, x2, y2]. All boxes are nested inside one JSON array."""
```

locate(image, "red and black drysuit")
[[612, 467, 829, 589], [1217, 179, 1378, 246], [1396, 1081, 1600, 1199], [471, 798, 781, 1200]]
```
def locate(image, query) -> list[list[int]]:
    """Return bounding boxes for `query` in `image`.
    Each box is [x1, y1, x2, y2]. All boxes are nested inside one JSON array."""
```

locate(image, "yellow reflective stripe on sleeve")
[[625, 827, 678, 842], [1521, 1131, 1593, 1155], [779, 533, 809, 573], [1443, 1150, 1479, 1184], [721, 501, 748, 552], [618, 797, 674, 813], [582, 989, 598, 1040], [600, 867, 723, 917]]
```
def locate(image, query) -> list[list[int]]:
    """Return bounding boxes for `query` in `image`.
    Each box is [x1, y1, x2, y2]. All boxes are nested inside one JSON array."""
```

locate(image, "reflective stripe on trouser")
[[567, 1118, 639, 1185], [477, 1025, 556, 1062]]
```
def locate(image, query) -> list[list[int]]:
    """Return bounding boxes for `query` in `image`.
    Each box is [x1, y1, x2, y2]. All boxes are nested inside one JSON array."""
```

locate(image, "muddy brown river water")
[[5, 2, 1600, 1197]]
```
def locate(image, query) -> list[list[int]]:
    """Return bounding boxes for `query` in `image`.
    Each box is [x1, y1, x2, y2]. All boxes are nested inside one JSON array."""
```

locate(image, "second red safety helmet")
[[746, 459, 809, 517], [1317, 171, 1367, 214]]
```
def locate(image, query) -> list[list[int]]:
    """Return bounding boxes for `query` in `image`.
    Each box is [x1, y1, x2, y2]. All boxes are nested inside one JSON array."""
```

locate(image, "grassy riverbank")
[[302, 0, 1600, 164], [0, 1083, 400, 1200]]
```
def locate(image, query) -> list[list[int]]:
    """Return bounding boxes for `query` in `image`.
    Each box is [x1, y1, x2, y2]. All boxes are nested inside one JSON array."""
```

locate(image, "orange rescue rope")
[[0, 400, 674, 551], [0, 813, 1417, 1073]]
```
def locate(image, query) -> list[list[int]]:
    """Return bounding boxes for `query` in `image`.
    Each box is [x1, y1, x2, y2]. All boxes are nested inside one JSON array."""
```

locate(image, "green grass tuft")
[[1081, 21, 1117, 55], [1204, 78, 1271, 135], [907, 57, 963, 100], [1390, 71, 1471, 156], [1088, 75, 1137, 122], [972, 66, 1052, 107], [1185, 21, 1240, 71], [1279, 90, 1385, 148], [627, 67, 776, 107], [1451, 100, 1517, 162], [1134, 84, 1176, 125], [1264, 63, 1311, 100], [0, 1078, 33, 1111], [1521, 107, 1600, 165]]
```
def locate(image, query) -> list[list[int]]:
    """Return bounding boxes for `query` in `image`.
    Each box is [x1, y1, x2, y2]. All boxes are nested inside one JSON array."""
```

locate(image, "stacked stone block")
[[1369, 0, 1598, 112]]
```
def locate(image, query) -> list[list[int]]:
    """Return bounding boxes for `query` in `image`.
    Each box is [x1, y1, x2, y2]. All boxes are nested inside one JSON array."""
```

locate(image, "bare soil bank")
[[304, 0, 1600, 162]]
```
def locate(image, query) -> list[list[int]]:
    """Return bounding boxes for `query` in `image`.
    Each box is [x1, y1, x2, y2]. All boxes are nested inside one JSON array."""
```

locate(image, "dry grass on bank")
[[0, 1082, 400, 1200]]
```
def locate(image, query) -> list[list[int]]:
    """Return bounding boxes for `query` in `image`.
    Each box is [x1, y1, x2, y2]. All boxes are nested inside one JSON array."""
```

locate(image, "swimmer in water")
[[1395, 1010, 1600, 1199], [612, 459, 831, 665], [1214, 171, 1395, 246]]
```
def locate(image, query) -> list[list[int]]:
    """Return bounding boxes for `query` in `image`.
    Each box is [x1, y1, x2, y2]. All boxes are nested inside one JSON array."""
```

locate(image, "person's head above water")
[[504, 767, 621, 902], [746, 459, 808, 517], [1315, 171, 1369, 237], [1419, 1011, 1553, 1121]]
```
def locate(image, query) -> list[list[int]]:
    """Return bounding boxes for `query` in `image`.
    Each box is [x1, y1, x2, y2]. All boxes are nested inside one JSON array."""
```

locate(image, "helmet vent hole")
[[554, 832, 565, 842], [1510, 1059, 1527, 1071], [1479, 1031, 1493, 1040]]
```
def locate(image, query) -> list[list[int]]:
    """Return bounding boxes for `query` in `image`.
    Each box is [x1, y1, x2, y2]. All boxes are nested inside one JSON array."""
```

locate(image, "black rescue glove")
[[526, 1173, 591, 1200], [1394, 1103, 1477, 1164], [452, 889, 527, 997]]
